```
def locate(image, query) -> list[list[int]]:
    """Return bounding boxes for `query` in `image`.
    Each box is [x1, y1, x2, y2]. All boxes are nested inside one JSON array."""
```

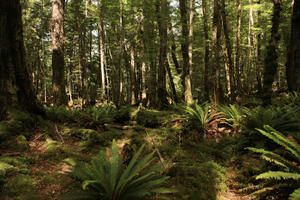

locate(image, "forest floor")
[[0, 106, 258, 200]]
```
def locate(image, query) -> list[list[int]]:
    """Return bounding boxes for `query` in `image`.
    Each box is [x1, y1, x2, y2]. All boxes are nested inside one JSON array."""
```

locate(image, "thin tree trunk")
[[118, 0, 124, 106], [235, 0, 242, 94], [211, 0, 222, 107], [202, 0, 210, 101], [254, 0, 262, 94], [168, 25, 181, 75], [98, 0, 106, 99], [139, 5, 147, 105]]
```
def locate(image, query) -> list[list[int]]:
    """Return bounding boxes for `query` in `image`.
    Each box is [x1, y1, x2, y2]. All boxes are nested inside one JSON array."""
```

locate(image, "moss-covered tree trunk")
[[0, 0, 41, 116], [262, 0, 281, 105], [51, 0, 67, 106], [286, 0, 300, 92]]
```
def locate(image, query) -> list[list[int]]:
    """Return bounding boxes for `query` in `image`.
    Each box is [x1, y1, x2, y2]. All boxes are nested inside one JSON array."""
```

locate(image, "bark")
[[235, 0, 242, 93], [0, 0, 41, 114], [211, 0, 222, 107], [130, 42, 137, 105], [51, 0, 67, 106], [168, 25, 181, 75], [118, 0, 124, 105], [202, 0, 210, 100], [156, 0, 169, 109], [139, 4, 147, 105], [179, 0, 193, 104], [286, 0, 300, 92], [262, 0, 281, 105], [98, 0, 106, 98], [254, 0, 262, 94], [220, 0, 234, 99]]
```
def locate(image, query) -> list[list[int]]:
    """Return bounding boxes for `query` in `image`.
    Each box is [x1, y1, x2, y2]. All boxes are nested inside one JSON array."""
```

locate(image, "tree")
[[286, 0, 300, 92], [179, 0, 193, 104], [262, 0, 281, 105], [156, 0, 169, 109], [0, 0, 41, 116], [51, 0, 67, 106], [211, 0, 222, 107]]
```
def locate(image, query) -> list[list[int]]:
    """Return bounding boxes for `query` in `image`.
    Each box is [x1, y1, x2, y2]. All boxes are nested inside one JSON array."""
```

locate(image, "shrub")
[[63, 140, 173, 200]]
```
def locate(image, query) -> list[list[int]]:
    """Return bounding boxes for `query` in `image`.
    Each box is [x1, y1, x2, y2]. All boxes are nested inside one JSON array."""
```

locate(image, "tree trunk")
[[98, 0, 106, 99], [179, 0, 193, 104], [211, 0, 222, 107], [51, 0, 67, 106], [168, 25, 181, 75], [139, 4, 147, 105], [286, 0, 300, 92], [262, 0, 281, 105], [254, 0, 262, 94], [202, 0, 210, 101], [156, 0, 168, 109], [118, 0, 124, 106], [235, 0, 242, 94], [221, 0, 234, 99], [0, 0, 41, 115]]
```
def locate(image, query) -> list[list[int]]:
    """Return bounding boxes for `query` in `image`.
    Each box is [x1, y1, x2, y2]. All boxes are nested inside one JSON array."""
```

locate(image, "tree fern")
[[62, 140, 173, 200]]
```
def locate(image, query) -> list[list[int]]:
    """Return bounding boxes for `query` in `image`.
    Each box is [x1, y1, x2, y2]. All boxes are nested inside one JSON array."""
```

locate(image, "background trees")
[[10, 0, 296, 109]]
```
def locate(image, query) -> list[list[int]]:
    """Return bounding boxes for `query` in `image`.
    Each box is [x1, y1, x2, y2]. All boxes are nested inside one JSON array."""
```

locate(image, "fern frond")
[[289, 188, 300, 200], [256, 171, 300, 180]]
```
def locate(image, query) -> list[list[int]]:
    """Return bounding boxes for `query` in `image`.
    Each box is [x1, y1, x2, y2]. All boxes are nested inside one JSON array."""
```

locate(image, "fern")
[[248, 126, 300, 200], [256, 171, 300, 180], [62, 140, 173, 200], [184, 102, 225, 134], [289, 188, 300, 200]]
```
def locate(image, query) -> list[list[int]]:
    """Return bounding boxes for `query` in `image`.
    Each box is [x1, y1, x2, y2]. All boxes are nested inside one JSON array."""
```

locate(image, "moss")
[[136, 110, 160, 128], [3, 174, 39, 200], [15, 135, 29, 151], [113, 107, 131, 124], [0, 162, 15, 177]]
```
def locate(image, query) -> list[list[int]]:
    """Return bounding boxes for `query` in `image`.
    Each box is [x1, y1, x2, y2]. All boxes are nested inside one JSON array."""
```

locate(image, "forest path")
[[220, 169, 252, 200]]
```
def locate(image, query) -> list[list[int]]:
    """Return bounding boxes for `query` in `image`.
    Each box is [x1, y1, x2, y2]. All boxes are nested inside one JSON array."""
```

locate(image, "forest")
[[0, 0, 300, 199]]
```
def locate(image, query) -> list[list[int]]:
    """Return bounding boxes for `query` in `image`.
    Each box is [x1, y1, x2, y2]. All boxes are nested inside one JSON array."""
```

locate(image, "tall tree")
[[235, 0, 242, 93], [202, 0, 210, 100], [0, 0, 41, 115], [262, 0, 281, 105], [157, 0, 169, 108], [51, 0, 67, 105], [211, 0, 222, 107], [286, 0, 300, 92], [221, 0, 234, 99], [179, 0, 193, 104]]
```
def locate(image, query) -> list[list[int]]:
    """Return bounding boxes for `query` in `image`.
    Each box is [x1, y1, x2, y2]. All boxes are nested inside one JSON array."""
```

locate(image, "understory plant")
[[247, 126, 300, 200], [184, 102, 225, 136], [63, 140, 173, 200]]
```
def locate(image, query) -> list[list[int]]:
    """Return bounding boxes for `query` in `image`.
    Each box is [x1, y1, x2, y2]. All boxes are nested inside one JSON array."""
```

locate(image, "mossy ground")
[[0, 106, 256, 200]]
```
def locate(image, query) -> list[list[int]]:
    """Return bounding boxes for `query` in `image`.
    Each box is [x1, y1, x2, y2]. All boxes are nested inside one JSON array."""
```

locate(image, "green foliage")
[[243, 106, 300, 132], [0, 109, 35, 144], [3, 174, 39, 200], [169, 159, 227, 200], [113, 107, 131, 125], [81, 106, 116, 125], [219, 104, 245, 130], [247, 126, 300, 199], [136, 109, 160, 128], [184, 102, 225, 134], [63, 140, 172, 200]]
